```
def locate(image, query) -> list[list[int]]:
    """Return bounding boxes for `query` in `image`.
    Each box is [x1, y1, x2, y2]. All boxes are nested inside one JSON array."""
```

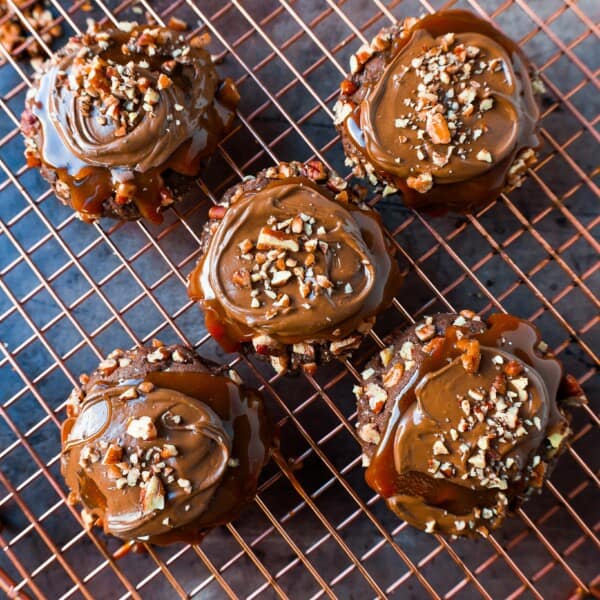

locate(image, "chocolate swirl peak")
[[361, 314, 575, 537], [189, 177, 400, 349], [62, 365, 272, 545], [338, 10, 540, 213], [23, 23, 239, 222]]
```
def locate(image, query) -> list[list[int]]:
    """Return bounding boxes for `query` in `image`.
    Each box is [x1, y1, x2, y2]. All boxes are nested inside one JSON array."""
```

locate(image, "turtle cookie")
[[22, 22, 239, 222], [62, 342, 273, 545], [188, 160, 402, 374], [335, 10, 541, 214], [354, 311, 584, 537]]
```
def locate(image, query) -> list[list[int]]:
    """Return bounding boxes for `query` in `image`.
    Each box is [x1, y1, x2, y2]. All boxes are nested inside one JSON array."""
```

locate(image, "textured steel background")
[[0, 0, 598, 598]]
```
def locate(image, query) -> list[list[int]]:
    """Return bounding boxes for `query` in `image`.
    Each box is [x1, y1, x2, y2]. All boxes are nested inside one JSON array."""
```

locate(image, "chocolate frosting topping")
[[339, 10, 540, 213], [189, 178, 400, 347], [62, 370, 272, 544], [26, 24, 238, 221], [364, 314, 572, 536], [360, 29, 535, 182]]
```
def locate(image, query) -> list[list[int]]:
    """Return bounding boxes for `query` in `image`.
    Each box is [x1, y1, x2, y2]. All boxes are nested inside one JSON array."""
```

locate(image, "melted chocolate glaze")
[[189, 171, 400, 356], [338, 10, 540, 214], [358, 313, 577, 537], [62, 358, 272, 545], [22, 24, 239, 222]]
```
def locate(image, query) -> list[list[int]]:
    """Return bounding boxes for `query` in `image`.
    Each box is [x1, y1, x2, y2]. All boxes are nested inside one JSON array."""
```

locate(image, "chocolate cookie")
[[188, 160, 402, 374], [21, 22, 239, 222], [354, 311, 584, 537], [334, 10, 542, 214], [62, 341, 273, 545]]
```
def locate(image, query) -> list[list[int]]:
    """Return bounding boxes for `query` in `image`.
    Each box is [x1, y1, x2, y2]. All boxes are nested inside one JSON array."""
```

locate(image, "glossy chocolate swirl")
[[62, 370, 272, 545], [25, 24, 238, 221], [364, 314, 573, 537], [189, 178, 400, 348]]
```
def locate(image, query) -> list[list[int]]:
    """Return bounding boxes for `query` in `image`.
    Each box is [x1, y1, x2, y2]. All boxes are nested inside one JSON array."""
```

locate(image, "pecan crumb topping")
[[425, 348, 538, 495], [392, 33, 502, 189], [0, 2, 62, 59], [77, 408, 194, 515], [236, 211, 363, 318], [60, 27, 190, 135]]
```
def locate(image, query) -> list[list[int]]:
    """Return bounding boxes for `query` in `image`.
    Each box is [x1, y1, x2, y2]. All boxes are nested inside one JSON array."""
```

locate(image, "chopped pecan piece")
[[271, 270, 292, 287], [167, 16, 188, 31], [365, 383, 387, 414], [138, 381, 155, 394], [406, 172, 433, 193], [340, 79, 357, 95], [423, 336, 444, 355], [270, 355, 289, 374], [379, 346, 394, 367], [102, 444, 123, 465], [303, 159, 328, 181], [98, 358, 118, 375], [232, 268, 251, 288], [415, 323, 435, 342], [492, 374, 507, 395], [126, 416, 157, 441], [208, 205, 227, 219], [81, 508, 96, 528], [256, 227, 299, 252], [504, 360, 523, 377], [329, 335, 362, 356], [141, 475, 165, 512], [426, 112, 451, 144], [456, 338, 481, 373], [358, 423, 381, 445], [252, 334, 284, 356], [383, 362, 404, 388]]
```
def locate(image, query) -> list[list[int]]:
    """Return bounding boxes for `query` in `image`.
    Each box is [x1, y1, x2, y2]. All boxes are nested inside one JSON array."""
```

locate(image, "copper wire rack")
[[0, 0, 598, 598]]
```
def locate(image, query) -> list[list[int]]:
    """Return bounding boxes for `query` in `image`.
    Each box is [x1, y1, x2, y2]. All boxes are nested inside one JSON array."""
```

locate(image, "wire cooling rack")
[[0, 0, 598, 598]]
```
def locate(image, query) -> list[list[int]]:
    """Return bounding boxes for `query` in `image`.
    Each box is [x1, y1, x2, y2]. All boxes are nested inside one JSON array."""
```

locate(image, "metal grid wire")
[[0, 0, 598, 597]]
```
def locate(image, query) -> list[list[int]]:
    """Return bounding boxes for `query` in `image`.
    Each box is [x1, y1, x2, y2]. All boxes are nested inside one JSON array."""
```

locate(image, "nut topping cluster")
[[233, 213, 364, 319], [61, 26, 200, 136], [425, 345, 536, 494], [77, 385, 189, 520], [70, 342, 208, 523], [0, 1, 62, 60], [393, 33, 503, 192]]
